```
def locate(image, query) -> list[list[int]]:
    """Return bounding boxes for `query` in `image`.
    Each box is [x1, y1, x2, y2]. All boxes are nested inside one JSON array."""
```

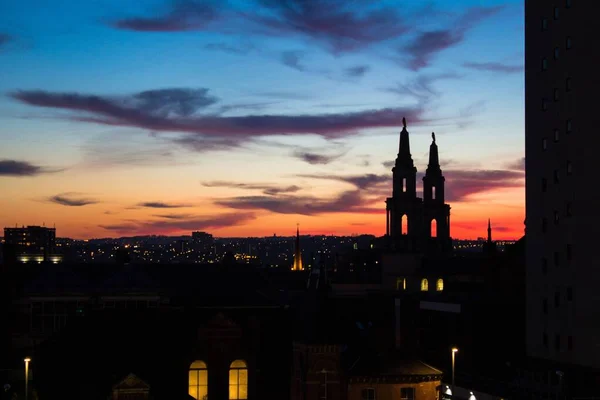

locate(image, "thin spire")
[[426, 132, 441, 174], [396, 117, 413, 167], [487, 219, 492, 243], [292, 224, 304, 271]]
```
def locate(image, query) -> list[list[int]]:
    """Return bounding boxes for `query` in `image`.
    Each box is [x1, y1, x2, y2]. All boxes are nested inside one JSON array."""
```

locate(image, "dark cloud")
[[11, 90, 426, 146], [299, 173, 389, 190], [254, 0, 409, 53], [386, 72, 462, 104], [344, 65, 370, 78], [463, 61, 523, 74], [402, 6, 504, 70], [281, 51, 306, 72], [444, 169, 523, 202], [132, 88, 218, 116], [204, 42, 256, 55], [153, 213, 194, 220], [216, 101, 277, 115], [48, 193, 99, 207], [382, 160, 395, 169], [137, 201, 191, 208], [110, 0, 220, 32], [292, 150, 346, 165], [505, 157, 525, 171], [202, 181, 301, 196], [0, 160, 56, 176], [100, 212, 256, 234]]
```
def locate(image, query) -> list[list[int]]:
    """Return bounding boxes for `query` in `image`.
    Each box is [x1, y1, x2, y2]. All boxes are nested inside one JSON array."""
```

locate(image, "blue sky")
[[0, 0, 525, 239]]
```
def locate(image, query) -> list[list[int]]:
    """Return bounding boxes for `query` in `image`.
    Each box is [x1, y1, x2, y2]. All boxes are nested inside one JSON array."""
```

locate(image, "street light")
[[24, 357, 31, 400], [451, 348, 458, 397]]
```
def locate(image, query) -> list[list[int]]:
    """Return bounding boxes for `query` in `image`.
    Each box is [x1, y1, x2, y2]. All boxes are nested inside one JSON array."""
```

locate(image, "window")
[[554, 88, 559, 101], [542, 98, 548, 111], [396, 278, 406, 291], [421, 278, 429, 291], [542, 218, 547, 233], [566, 78, 572, 91], [436, 278, 444, 291], [189, 361, 208, 400], [554, 7, 559, 20], [566, 37, 572, 49], [402, 215, 408, 235], [554, 129, 559, 142], [229, 360, 248, 400], [542, 138, 548, 150], [543, 333, 548, 348], [401, 388, 415, 400], [542, 258, 548, 274], [554, 170, 560, 184], [554, 251, 560, 266], [432, 185, 436, 200], [568, 336, 573, 350], [566, 119, 572, 134], [362, 388, 376, 400], [567, 287, 573, 301], [555, 291, 560, 307], [431, 219, 437, 238], [542, 18, 548, 30], [543, 298, 548, 314], [554, 211, 559, 224], [567, 161, 572, 175], [555, 335, 560, 351], [554, 47, 560, 59], [542, 58, 548, 70]]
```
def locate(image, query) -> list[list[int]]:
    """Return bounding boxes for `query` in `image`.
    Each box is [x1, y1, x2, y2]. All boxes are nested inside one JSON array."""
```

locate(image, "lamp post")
[[24, 357, 31, 400], [451, 348, 458, 397]]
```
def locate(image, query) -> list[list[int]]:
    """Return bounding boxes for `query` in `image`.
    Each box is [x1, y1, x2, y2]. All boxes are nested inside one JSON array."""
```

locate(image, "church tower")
[[291, 225, 304, 271], [386, 118, 423, 251], [422, 133, 451, 253]]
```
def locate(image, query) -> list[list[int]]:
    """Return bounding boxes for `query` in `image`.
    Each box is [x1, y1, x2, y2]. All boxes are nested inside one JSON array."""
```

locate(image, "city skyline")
[[0, 0, 524, 240]]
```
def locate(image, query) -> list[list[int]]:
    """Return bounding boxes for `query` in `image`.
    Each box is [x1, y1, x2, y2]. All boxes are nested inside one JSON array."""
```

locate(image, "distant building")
[[524, 0, 600, 397], [385, 120, 452, 254], [2, 225, 62, 265]]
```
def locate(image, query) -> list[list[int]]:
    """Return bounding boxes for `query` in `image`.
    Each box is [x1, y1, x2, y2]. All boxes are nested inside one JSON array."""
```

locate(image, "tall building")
[[291, 225, 304, 271], [525, 0, 600, 395], [385, 119, 452, 253], [3, 225, 61, 264]]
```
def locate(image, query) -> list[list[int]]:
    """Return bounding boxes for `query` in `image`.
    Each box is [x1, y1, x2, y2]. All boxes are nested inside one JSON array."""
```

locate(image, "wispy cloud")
[[0, 33, 12, 49], [202, 181, 302, 196], [444, 169, 523, 202], [292, 150, 346, 165], [463, 61, 523, 74], [204, 42, 256, 55], [0, 160, 60, 176], [344, 65, 370, 78], [386, 72, 462, 104], [401, 6, 504, 70], [137, 201, 191, 208], [48, 193, 99, 207], [504, 157, 525, 171]]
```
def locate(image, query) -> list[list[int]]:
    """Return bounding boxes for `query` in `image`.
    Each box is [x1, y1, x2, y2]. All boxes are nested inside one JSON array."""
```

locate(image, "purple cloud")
[[0, 160, 57, 176], [48, 193, 99, 207], [463, 62, 523, 74], [110, 0, 219, 32], [100, 212, 256, 234], [402, 6, 504, 70], [137, 201, 191, 208], [202, 181, 301, 196], [505, 157, 525, 171], [444, 169, 523, 202], [11, 89, 426, 147], [292, 150, 346, 165]]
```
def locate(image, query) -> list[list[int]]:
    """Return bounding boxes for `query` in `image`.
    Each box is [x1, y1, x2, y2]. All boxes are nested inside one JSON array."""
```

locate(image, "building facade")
[[525, 0, 600, 396]]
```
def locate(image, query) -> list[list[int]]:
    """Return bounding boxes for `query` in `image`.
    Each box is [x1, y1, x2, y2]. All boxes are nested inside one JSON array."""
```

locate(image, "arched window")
[[421, 279, 429, 291], [189, 360, 208, 400], [431, 219, 437, 238], [229, 360, 248, 399], [396, 278, 406, 291], [436, 279, 444, 291], [401, 215, 408, 235], [432, 186, 436, 200]]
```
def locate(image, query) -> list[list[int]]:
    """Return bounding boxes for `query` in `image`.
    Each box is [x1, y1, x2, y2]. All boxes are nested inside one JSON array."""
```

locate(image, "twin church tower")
[[385, 118, 452, 254]]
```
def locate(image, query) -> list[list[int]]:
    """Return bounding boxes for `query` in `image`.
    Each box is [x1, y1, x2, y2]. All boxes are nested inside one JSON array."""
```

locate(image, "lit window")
[[396, 278, 406, 291], [362, 388, 376, 400], [566, 78, 571, 91], [542, 178, 547, 192], [431, 219, 437, 238], [554, 7, 559, 20], [554, 47, 560, 59], [542, 58, 548, 70], [554, 88, 559, 101], [229, 360, 248, 400], [421, 279, 429, 291], [566, 119, 572, 134], [542, 18, 548, 30], [189, 361, 208, 400], [554, 129, 559, 142], [566, 37, 572, 49], [436, 278, 444, 291], [542, 138, 547, 150], [567, 160, 572, 175], [401, 388, 415, 400]]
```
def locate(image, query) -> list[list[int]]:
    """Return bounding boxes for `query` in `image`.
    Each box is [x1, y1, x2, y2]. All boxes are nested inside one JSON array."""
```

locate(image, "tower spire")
[[426, 132, 441, 175], [292, 223, 304, 271], [487, 218, 492, 243], [397, 117, 413, 167]]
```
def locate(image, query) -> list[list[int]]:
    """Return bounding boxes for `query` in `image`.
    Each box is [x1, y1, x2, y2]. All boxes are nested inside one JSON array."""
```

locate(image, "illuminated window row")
[[189, 359, 248, 400], [396, 278, 444, 291]]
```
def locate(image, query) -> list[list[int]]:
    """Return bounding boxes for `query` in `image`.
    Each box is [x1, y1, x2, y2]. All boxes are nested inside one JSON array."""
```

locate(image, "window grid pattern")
[[229, 360, 248, 400], [189, 361, 208, 400]]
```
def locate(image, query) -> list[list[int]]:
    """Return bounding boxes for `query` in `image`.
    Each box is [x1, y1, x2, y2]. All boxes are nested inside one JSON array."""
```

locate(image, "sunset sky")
[[0, 0, 524, 240]]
